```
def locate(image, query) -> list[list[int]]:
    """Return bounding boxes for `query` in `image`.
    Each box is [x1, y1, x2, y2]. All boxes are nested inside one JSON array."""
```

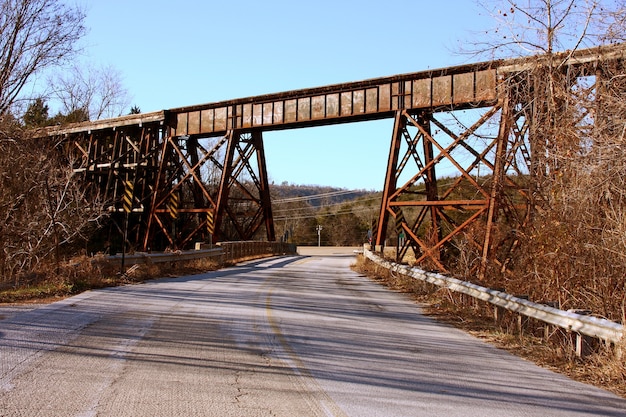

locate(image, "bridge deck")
[[39, 43, 626, 139], [170, 62, 498, 136]]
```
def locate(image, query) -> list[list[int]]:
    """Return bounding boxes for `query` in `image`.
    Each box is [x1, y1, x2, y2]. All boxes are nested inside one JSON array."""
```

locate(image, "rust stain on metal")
[[285, 99, 297, 123], [353, 90, 365, 114], [273, 101, 284, 124], [340, 91, 352, 116], [453, 72, 475, 104], [188, 111, 200, 135], [214, 107, 227, 131], [475, 69, 497, 102], [412, 78, 431, 108], [176, 113, 188, 135], [201, 109, 214, 133], [263, 102, 273, 125], [312, 95, 325, 119], [379, 84, 391, 111], [432, 75, 452, 107], [297, 98, 311, 121], [365, 88, 377, 113], [327, 93, 340, 117]]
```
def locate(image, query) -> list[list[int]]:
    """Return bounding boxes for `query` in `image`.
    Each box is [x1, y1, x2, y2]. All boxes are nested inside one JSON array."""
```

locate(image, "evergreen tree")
[[22, 97, 50, 128]]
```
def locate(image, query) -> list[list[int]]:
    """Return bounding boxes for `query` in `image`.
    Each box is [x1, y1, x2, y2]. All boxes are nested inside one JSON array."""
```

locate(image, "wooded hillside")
[[270, 183, 380, 246]]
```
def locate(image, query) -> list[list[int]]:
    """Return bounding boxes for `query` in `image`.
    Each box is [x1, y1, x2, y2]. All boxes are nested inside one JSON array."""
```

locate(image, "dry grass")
[[352, 255, 626, 398], [0, 254, 221, 304], [0, 250, 281, 304]]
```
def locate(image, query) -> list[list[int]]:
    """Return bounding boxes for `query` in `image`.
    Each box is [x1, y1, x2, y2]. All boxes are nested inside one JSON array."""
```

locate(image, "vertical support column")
[[187, 136, 208, 209], [214, 130, 276, 242], [103, 130, 121, 203], [419, 111, 441, 256], [252, 130, 276, 241], [215, 130, 237, 242], [375, 110, 404, 250], [480, 95, 511, 278], [143, 129, 172, 251], [135, 125, 165, 246]]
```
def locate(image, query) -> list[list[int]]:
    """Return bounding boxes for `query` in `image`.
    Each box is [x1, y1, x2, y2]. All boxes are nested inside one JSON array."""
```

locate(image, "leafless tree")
[[49, 62, 131, 121], [0, 1, 118, 285], [0, 0, 86, 115], [458, 0, 626, 321], [592, 0, 626, 43], [469, 0, 623, 59], [0, 136, 108, 286]]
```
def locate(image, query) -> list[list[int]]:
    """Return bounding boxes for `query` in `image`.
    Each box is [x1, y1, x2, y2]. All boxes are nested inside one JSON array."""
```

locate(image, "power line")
[[272, 189, 372, 203], [272, 195, 381, 215], [274, 206, 379, 221]]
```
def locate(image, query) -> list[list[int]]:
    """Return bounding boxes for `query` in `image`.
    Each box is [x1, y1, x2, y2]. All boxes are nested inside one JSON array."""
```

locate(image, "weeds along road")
[[1, 247, 625, 417]]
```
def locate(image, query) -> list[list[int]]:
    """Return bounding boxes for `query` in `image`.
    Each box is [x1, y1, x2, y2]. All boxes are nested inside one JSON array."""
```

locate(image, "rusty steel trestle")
[[375, 95, 531, 275], [41, 43, 626, 272]]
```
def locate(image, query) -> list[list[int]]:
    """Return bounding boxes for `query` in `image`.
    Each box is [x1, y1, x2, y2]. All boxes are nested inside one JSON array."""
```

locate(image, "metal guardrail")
[[363, 248, 624, 345], [217, 241, 296, 261], [107, 241, 297, 267]]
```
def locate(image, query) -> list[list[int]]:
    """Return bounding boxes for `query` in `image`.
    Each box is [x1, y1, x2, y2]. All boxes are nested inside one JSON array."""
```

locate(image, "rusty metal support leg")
[[187, 136, 208, 209], [215, 131, 236, 242], [143, 130, 172, 251], [480, 96, 511, 279], [252, 131, 276, 241], [376, 111, 404, 250], [214, 130, 275, 242], [419, 111, 441, 259]]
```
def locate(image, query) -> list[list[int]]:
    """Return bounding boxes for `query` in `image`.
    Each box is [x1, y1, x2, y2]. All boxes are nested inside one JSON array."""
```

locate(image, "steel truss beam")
[[215, 130, 275, 242], [376, 90, 531, 274], [65, 124, 163, 251], [143, 132, 218, 250], [62, 122, 275, 252], [142, 129, 274, 250]]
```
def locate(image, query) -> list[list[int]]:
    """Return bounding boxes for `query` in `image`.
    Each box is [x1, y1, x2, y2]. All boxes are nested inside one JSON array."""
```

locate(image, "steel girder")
[[143, 133, 218, 250]]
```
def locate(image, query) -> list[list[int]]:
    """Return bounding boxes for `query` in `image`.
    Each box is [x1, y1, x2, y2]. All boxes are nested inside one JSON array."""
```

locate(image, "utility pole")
[[316, 225, 323, 247]]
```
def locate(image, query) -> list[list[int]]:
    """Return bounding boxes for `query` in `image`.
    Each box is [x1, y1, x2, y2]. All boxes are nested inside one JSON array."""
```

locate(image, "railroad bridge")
[[39, 44, 626, 274]]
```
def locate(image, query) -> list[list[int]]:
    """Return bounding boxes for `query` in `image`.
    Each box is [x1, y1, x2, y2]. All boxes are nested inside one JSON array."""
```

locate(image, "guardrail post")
[[494, 305, 503, 324], [492, 288, 505, 325], [543, 302, 558, 342], [615, 342, 624, 361], [515, 295, 529, 335], [575, 333, 585, 358], [569, 309, 595, 358], [544, 323, 553, 342]]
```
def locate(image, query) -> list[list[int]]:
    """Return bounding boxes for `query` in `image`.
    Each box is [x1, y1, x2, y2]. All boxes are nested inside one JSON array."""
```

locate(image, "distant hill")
[[270, 183, 373, 207], [269, 183, 381, 246]]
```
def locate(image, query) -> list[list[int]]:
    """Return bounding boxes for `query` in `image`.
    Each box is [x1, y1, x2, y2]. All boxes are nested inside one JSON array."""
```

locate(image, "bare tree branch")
[[49, 62, 130, 121], [0, 0, 86, 115]]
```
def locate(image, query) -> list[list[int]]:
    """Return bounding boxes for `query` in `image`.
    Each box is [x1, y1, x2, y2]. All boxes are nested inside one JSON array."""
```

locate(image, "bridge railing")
[[217, 241, 296, 263], [107, 241, 296, 267], [363, 247, 623, 356]]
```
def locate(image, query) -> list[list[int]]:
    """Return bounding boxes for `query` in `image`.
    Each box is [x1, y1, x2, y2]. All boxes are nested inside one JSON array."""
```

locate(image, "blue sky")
[[78, 0, 494, 190]]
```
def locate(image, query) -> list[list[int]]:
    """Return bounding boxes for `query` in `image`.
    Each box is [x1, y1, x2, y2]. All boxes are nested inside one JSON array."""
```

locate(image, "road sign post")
[[316, 225, 323, 247]]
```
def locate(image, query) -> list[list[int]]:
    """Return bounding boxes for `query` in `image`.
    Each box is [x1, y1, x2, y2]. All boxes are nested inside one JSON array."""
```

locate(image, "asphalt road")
[[1, 247, 625, 416]]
